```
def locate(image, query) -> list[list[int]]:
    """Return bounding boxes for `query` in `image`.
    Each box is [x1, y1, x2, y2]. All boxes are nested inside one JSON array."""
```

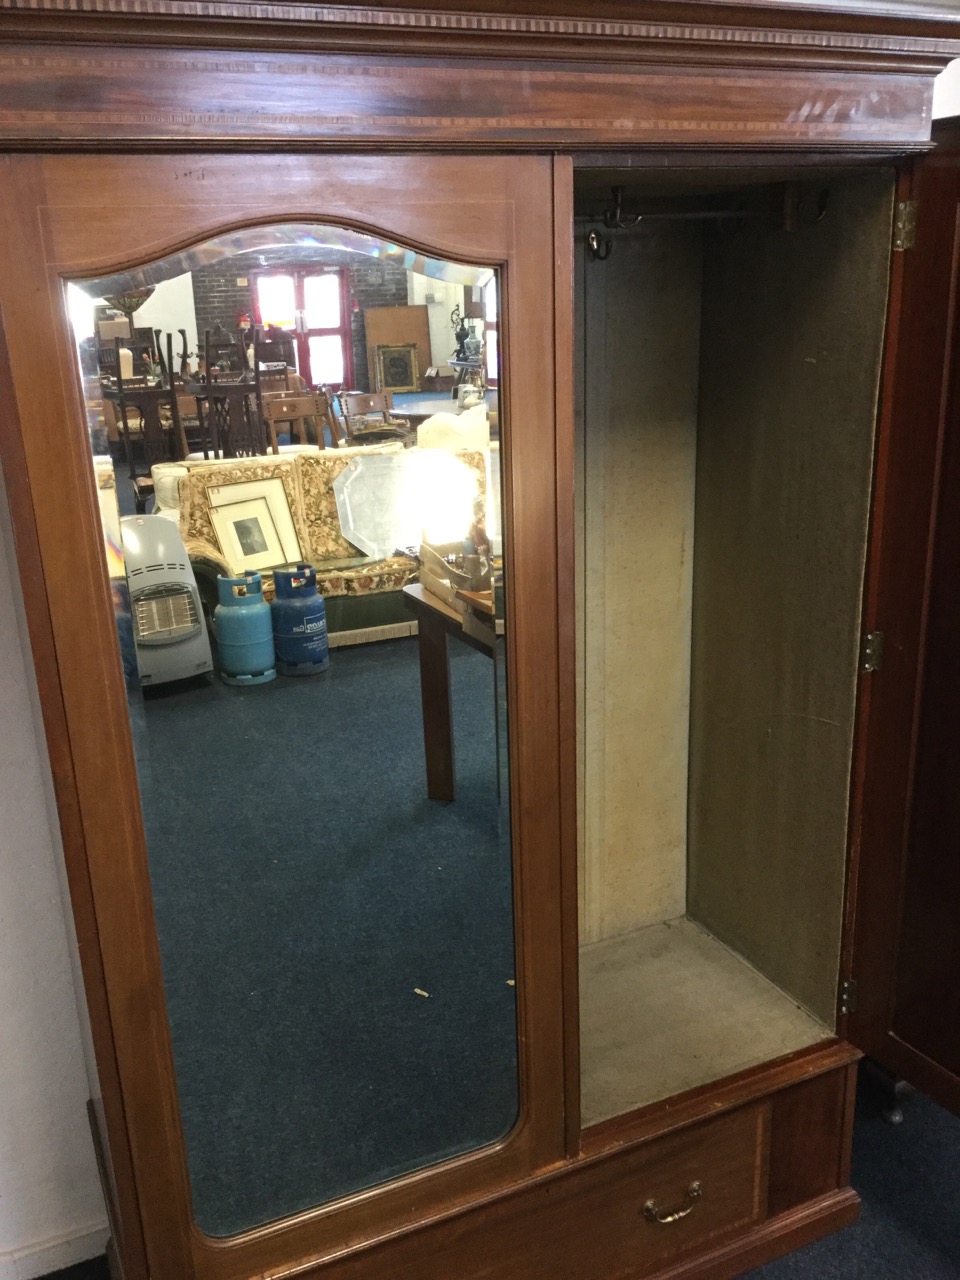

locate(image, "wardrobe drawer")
[[596, 1102, 769, 1274], [418, 1101, 770, 1280], [414, 1103, 769, 1280]]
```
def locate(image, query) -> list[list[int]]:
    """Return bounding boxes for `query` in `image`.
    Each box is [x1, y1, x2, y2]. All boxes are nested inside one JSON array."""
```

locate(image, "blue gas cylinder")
[[271, 563, 330, 676], [214, 572, 276, 685]]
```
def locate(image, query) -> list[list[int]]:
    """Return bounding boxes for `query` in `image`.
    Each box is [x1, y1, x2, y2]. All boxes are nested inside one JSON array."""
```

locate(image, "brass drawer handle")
[[642, 1180, 703, 1225]]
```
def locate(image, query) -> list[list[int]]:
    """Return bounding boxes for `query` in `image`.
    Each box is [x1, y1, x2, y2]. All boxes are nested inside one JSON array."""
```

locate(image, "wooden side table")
[[402, 582, 496, 801]]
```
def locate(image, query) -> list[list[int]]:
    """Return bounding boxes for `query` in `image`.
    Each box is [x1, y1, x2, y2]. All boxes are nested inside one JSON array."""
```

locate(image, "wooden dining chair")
[[336, 390, 408, 439], [262, 390, 345, 450], [253, 325, 297, 388], [195, 329, 267, 457], [204, 324, 246, 378], [112, 333, 190, 509]]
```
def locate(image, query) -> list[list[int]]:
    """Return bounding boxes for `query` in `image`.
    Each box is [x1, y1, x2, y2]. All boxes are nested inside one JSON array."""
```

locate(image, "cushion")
[[152, 463, 189, 519], [417, 403, 490, 452]]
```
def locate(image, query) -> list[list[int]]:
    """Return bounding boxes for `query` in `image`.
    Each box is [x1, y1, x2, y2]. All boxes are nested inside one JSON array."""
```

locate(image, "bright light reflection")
[[414, 450, 480, 545], [257, 275, 296, 329], [303, 274, 341, 329], [67, 282, 99, 341], [308, 335, 344, 385]]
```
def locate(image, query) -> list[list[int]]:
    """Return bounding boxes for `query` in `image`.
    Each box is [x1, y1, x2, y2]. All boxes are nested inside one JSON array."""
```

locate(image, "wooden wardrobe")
[[0, 5, 959, 1280], [846, 115, 960, 1119]]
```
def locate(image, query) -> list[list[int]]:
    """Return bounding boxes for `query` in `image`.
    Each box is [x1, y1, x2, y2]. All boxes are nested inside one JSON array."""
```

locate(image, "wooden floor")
[[579, 916, 832, 1126]]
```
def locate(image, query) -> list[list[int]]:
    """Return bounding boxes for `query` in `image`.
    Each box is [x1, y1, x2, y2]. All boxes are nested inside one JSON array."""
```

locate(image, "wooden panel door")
[[847, 122, 960, 1114], [0, 152, 576, 1280]]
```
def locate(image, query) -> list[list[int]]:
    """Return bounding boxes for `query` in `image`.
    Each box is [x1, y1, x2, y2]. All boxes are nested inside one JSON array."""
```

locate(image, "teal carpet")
[[744, 1085, 960, 1278], [130, 635, 518, 1237]]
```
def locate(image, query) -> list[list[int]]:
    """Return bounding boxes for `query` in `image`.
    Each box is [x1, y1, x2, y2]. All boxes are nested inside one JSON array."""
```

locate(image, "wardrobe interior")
[[573, 166, 894, 1126]]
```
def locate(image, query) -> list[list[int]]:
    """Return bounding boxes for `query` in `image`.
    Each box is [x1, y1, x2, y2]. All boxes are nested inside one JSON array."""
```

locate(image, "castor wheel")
[[861, 1058, 915, 1124]]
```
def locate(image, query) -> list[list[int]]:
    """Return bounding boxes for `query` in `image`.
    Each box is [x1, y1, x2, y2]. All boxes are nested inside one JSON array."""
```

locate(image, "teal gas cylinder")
[[214, 572, 276, 685], [271, 563, 330, 676]]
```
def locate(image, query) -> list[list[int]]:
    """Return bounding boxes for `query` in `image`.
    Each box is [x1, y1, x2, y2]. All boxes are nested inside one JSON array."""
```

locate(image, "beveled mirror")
[[67, 222, 515, 1237]]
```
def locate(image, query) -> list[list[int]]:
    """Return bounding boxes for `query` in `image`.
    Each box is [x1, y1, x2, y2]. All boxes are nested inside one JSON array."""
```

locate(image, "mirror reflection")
[[69, 223, 516, 1237]]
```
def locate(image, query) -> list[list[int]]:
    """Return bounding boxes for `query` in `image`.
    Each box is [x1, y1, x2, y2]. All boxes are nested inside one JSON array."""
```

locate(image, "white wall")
[[134, 274, 199, 370], [68, 273, 198, 372], [0, 461, 108, 1280], [407, 273, 460, 372], [934, 58, 960, 119]]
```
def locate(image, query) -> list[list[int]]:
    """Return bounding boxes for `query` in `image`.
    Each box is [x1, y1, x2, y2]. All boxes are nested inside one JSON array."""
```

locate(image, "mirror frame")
[[0, 152, 577, 1280]]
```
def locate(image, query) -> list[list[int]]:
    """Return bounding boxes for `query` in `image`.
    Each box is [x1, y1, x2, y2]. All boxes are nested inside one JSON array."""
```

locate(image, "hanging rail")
[[583, 184, 828, 260]]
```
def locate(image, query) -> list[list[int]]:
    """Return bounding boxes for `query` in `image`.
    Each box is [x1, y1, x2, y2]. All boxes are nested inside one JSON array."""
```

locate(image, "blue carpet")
[[743, 1086, 960, 1278], [130, 635, 517, 1237]]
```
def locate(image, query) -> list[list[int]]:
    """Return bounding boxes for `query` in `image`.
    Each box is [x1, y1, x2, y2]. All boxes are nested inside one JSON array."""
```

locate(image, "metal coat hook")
[[602, 186, 641, 230], [782, 184, 830, 232], [587, 229, 613, 260]]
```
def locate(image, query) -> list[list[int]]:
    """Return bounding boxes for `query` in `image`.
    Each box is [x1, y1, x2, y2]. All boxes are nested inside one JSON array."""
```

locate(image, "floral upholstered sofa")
[[152, 445, 420, 641], [151, 442, 488, 643]]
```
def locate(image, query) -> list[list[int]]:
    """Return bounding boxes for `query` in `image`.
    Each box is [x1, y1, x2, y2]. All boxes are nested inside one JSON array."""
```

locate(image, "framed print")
[[211, 497, 287, 573], [207, 476, 302, 564], [375, 343, 419, 393]]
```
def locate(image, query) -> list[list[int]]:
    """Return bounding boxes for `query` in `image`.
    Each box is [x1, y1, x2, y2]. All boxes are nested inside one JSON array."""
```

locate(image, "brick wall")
[[190, 246, 410, 391]]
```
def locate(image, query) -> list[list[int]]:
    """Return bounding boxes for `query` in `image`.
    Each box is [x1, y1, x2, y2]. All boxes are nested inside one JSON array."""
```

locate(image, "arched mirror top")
[[72, 222, 496, 298]]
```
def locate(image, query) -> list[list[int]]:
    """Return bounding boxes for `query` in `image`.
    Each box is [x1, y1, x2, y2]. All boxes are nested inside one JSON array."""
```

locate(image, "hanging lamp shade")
[[103, 286, 155, 317]]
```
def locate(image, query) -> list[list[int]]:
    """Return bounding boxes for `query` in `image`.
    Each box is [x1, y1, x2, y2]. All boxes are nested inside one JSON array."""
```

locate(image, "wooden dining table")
[[402, 582, 497, 802]]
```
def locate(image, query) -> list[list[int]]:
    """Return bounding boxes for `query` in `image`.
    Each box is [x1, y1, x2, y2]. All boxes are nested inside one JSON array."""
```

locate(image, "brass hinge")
[[894, 200, 918, 251], [839, 979, 858, 1015], [861, 631, 884, 672]]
